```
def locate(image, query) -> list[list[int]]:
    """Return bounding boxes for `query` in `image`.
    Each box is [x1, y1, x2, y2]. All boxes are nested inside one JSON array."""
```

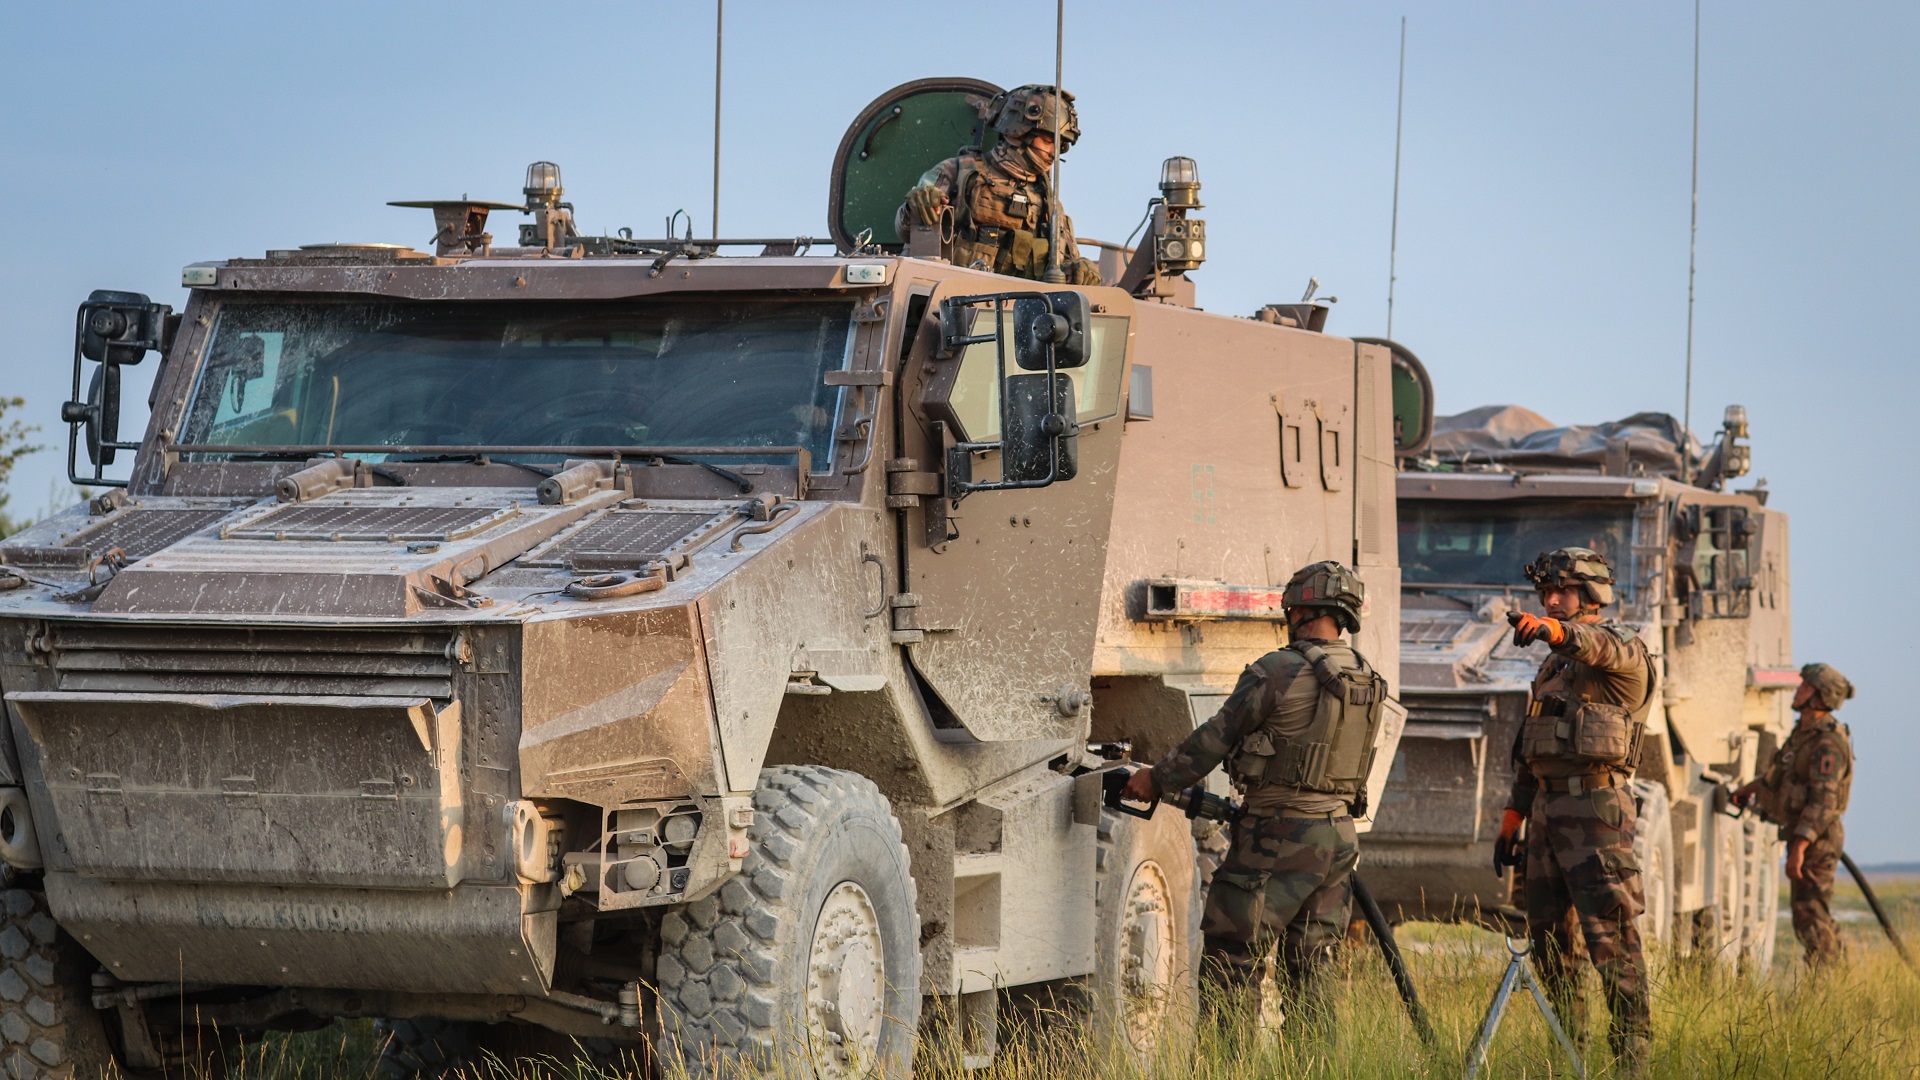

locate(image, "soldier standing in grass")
[[1734, 662, 1855, 967], [1121, 561, 1387, 1035], [1493, 547, 1656, 1075]]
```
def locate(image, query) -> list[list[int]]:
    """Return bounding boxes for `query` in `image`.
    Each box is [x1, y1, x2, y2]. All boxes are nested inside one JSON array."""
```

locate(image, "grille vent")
[[46, 624, 460, 698], [224, 503, 515, 542], [1, 508, 230, 567], [537, 510, 719, 570]]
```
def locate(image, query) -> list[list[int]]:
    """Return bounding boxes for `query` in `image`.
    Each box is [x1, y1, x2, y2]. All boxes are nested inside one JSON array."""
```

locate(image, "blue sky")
[[2, 2, 1914, 857]]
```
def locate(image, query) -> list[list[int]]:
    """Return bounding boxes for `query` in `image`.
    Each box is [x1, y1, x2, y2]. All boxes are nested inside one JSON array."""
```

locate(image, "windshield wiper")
[[626, 453, 753, 494], [388, 453, 557, 479]]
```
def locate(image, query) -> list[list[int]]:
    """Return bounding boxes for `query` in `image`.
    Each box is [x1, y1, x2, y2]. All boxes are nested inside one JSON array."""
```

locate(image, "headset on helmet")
[[1282, 560, 1365, 633], [1799, 662, 1854, 710], [1524, 547, 1616, 608], [989, 84, 1081, 149]]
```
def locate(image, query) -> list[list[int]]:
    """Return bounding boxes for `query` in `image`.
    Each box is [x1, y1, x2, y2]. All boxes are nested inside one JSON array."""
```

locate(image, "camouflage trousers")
[[1790, 826, 1845, 966], [1199, 812, 1359, 1028], [1524, 786, 1651, 1048]]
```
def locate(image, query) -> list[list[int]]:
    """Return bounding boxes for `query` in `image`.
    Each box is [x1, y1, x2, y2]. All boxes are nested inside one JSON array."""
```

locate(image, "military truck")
[[1365, 406, 1792, 971], [0, 79, 1425, 1077]]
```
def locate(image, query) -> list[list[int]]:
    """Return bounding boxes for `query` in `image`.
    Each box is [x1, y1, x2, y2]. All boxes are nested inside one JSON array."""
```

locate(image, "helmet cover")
[[1283, 560, 1365, 633], [990, 84, 1081, 148], [1799, 662, 1855, 710], [1524, 547, 1617, 608]]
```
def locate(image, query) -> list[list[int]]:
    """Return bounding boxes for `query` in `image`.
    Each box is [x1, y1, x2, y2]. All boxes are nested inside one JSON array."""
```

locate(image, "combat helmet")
[[1799, 662, 1855, 710], [1524, 547, 1616, 608], [990, 84, 1081, 149], [1283, 560, 1365, 633]]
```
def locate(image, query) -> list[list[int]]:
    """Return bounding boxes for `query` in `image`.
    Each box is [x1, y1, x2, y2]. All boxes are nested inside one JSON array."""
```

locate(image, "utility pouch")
[[1784, 781, 1808, 817], [1007, 229, 1047, 277], [1229, 729, 1278, 787], [969, 175, 1031, 231], [1569, 701, 1633, 764], [1521, 697, 1572, 760]]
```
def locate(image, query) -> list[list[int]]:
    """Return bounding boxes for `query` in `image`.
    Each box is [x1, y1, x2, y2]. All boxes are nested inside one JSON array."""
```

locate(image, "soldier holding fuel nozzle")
[[1121, 561, 1387, 1034], [1733, 662, 1855, 967], [1495, 547, 1656, 1075]]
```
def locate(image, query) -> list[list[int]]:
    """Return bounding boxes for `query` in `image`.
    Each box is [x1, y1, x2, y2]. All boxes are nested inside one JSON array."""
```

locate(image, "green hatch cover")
[[1355, 337, 1434, 458], [829, 77, 1003, 253]]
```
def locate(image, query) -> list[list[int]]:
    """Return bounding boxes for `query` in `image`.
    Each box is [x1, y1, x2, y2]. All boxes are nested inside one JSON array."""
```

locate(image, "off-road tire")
[[656, 766, 920, 1079], [1629, 780, 1675, 948], [0, 889, 115, 1080], [1086, 805, 1199, 1061], [1691, 811, 1746, 969], [1739, 815, 1781, 973]]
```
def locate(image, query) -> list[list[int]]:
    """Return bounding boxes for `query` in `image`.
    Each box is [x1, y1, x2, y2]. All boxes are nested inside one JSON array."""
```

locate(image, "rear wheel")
[[1692, 814, 1745, 970], [1629, 781, 1675, 950], [656, 766, 920, 1079], [1739, 816, 1781, 973], [1087, 806, 1198, 1061], [0, 889, 115, 1080]]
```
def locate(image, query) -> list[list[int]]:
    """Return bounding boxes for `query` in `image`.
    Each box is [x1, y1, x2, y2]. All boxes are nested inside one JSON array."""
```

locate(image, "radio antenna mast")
[[1386, 16, 1407, 339], [1683, 0, 1701, 479], [712, 0, 724, 239], [1043, 0, 1068, 283]]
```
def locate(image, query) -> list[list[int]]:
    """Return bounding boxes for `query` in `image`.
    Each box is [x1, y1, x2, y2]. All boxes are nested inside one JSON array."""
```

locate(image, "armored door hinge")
[[886, 460, 942, 508], [889, 592, 924, 644]]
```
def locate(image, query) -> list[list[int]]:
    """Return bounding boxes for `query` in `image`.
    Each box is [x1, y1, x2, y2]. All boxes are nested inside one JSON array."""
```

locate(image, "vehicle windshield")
[[1399, 499, 1636, 595], [178, 298, 853, 467]]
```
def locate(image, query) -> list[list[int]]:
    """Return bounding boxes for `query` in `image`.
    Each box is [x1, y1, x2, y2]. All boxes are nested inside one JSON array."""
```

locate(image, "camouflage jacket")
[[1509, 619, 1653, 813], [1757, 713, 1852, 842], [893, 143, 1084, 280], [1150, 638, 1359, 816]]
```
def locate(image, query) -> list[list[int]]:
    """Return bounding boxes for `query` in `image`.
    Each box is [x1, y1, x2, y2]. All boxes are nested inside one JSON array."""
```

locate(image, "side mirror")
[[1000, 373, 1079, 484], [64, 290, 168, 487], [937, 290, 1088, 497], [1012, 292, 1089, 371]]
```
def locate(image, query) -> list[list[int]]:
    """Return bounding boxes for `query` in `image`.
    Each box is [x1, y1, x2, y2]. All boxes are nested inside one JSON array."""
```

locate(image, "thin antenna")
[[711, 0, 724, 239], [1683, 0, 1701, 479], [1043, 0, 1067, 283], [1386, 16, 1407, 339]]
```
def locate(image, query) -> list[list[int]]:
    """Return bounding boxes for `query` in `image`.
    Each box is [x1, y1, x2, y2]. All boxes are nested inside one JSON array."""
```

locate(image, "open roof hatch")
[[828, 77, 1002, 254]]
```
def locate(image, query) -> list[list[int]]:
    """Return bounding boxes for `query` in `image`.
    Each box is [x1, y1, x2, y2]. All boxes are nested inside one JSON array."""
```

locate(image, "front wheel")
[[656, 766, 921, 1079], [1629, 780, 1675, 950], [0, 889, 116, 1080]]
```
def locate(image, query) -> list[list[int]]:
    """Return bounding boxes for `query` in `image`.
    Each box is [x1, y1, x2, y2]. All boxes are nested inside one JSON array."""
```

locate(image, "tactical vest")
[[1754, 720, 1853, 826], [1227, 642, 1389, 800], [1519, 630, 1657, 770], [952, 157, 1053, 279]]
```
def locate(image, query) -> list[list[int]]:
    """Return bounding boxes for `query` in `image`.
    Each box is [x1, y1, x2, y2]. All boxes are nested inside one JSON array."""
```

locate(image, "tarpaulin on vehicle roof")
[[1423, 405, 1705, 476]]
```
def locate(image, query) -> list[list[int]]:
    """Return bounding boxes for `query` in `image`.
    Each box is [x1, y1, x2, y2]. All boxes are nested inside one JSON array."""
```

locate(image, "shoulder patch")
[[1812, 748, 1841, 780]]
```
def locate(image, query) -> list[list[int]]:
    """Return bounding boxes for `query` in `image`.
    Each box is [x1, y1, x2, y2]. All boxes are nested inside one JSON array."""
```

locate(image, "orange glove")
[[1507, 611, 1567, 646], [1493, 807, 1526, 872]]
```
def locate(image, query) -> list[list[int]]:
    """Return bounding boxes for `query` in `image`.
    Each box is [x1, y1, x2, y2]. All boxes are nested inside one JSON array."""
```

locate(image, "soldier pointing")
[[1495, 547, 1655, 1075], [896, 84, 1102, 285], [1734, 662, 1855, 967], [1122, 561, 1387, 1035]]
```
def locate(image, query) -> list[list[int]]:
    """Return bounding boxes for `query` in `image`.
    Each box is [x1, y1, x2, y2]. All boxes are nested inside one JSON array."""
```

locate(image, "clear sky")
[[2, 2, 1913, 857]]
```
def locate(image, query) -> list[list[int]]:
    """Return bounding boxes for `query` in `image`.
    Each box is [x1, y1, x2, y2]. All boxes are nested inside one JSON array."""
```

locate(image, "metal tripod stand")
[[1464, 936, 1586, 1080]]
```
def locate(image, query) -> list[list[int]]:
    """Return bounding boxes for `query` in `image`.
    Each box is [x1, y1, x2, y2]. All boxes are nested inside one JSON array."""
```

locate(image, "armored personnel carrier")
[[1366, 406, 1791, 971], [0, 79, 1426, 1077]]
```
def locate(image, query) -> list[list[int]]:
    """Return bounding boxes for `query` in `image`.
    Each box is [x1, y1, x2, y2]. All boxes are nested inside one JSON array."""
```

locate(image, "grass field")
[[213, 877, 1920, 1080]]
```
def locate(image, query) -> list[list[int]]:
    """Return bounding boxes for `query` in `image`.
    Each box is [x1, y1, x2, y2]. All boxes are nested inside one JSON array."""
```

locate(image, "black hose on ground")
[[1840, 851, 1915, 970], [1350, 871, 1438, 1047]]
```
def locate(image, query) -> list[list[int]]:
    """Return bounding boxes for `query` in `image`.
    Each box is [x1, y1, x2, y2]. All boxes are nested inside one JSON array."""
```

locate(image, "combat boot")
[[1611, 1033, 1651, 1078]]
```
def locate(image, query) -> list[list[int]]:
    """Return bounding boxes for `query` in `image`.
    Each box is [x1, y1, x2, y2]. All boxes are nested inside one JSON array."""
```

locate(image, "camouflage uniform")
[[1754, 707, 1854, 965], [1151, 637, 1375, 1024], [895, 84, 1100, 284], [1507, 618, 1655, 1055]]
